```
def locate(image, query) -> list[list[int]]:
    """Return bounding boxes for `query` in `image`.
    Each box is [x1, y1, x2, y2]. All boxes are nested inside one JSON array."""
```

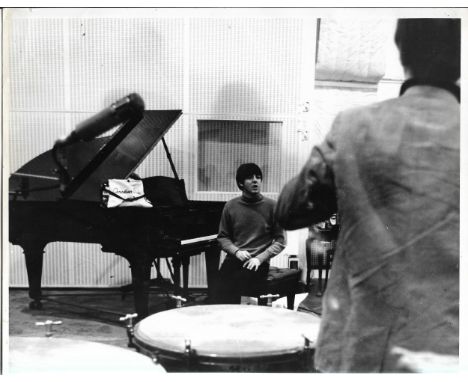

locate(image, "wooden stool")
[[243, 267, 301, 309]]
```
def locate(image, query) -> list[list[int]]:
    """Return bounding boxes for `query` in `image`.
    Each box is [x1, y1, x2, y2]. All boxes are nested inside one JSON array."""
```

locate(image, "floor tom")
[[133, 304, 320, 372]]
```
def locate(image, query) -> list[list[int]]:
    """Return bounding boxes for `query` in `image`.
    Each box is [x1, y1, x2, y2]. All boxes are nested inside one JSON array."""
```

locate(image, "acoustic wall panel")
[[41, 243, 74, 286], [66, 244, 128, 287], [188, 18, 305, 115], [187, 254, 207, 288], [8, 14, 316, 288], [8, 18, 66, 111], [9, 112, 69, 172], [312, 87, 379, 141], [9, 247, 28, 286], [9, 243, 72, 287], [281, 116, 308, 184], [68, 18, 184, 111]]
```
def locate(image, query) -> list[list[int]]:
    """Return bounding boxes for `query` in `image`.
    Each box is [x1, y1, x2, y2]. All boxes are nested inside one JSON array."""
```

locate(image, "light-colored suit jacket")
[[276, 84, 459, 372]]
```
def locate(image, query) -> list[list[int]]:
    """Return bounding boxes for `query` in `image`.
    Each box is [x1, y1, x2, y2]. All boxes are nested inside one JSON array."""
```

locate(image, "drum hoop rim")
[[133, 337, 310, 363]]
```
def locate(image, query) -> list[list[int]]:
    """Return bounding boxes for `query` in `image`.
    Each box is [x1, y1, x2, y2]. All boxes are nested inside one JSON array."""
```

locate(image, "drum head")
[[9, 337, 166, 374], [134, 305, 320, 360]]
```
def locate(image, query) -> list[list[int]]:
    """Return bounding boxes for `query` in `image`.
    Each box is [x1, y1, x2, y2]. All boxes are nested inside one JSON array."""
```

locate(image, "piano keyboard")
[[180, 234, 218, 246]]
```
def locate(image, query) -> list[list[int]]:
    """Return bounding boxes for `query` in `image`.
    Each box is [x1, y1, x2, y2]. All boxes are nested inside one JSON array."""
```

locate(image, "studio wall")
[[6, 9, 402, 288]]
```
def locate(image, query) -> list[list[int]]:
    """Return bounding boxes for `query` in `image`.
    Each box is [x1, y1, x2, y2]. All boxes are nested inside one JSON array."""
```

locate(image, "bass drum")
[[9, 336, 166, 374], [133, 304, 321, 372]]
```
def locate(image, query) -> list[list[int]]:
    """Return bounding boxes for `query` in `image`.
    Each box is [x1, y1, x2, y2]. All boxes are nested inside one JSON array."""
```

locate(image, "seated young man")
[[214, 163, 286, 304]]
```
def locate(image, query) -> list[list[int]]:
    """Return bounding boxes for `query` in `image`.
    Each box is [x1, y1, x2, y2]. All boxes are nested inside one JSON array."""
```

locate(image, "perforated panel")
[[9, 112, 69, 172], [8, 19, 66, 110], [188, 18, 305, 115], [69, 18, 184, 111], [8, 14, 315, 288], [68, 244, 131, 287], [312, 87, 379, 141], [9, 246, 28, 286]]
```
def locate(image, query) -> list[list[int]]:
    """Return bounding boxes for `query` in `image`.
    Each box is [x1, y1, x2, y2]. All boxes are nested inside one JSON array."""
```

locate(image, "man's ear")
[[237, 182, 244, 189]]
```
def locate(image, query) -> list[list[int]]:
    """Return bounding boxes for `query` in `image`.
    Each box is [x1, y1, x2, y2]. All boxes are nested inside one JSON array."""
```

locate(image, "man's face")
[[242, 174, 262, 195]]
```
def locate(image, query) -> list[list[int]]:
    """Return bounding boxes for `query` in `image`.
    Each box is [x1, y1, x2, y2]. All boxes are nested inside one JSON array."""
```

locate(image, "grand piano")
[[9, 94, 225, 319]]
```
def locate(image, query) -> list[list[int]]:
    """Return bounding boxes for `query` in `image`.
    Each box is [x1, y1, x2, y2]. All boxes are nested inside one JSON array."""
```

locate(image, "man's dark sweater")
[[217, 194, 286, 263]]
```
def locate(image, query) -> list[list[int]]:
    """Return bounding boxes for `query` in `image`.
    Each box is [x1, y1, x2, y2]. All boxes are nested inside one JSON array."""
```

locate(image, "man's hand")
[[243, 257, 261, 271], [235, 250, 251, 262]]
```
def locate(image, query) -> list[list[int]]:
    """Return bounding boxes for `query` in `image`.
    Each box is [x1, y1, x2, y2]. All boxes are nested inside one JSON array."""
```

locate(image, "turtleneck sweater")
[[217, 193, 286, 263]]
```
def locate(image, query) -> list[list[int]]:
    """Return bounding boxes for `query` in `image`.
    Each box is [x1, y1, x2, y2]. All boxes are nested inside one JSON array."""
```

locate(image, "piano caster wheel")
[[29, 300, 43, 310]]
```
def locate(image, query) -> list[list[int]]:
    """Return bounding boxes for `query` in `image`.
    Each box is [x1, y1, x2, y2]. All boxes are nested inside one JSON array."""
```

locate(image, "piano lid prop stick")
[[11, 172, 59, 181], [9, 173, 61, 199], [161, 137, 180, 181]]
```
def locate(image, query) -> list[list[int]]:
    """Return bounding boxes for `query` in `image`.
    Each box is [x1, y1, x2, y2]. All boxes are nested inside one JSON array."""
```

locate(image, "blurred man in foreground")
[[276, 19, 460, 372]]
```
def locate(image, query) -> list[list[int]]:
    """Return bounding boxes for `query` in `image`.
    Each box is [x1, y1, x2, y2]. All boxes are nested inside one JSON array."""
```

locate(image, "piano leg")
[[182, 256, 190, 297], [172, 258, 182, 294], [170, 256, 189, 297], [21, 239, 47, 309], [126, 254, 153, 319], [204, 246, 221, 303]]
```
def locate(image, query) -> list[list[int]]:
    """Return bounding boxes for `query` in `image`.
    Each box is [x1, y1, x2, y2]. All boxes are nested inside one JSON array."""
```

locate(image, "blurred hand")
[[391, 346, 459, 372], [243, 257, 261, 271], [235, 250, 251, 262]]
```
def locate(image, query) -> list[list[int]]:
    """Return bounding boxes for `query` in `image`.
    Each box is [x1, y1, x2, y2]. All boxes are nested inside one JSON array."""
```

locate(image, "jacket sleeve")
[[275, 117, 339, 231]]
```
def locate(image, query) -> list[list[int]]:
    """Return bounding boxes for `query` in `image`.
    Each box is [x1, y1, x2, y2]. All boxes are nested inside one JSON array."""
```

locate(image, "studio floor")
[[8, 288, 209, 349], [7, 280, 324, 373]]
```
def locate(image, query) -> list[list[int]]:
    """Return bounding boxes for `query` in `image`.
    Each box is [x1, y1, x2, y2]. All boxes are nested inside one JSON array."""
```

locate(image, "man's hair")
[[236, 163, 263, 189], [395, 18, 460, 82]]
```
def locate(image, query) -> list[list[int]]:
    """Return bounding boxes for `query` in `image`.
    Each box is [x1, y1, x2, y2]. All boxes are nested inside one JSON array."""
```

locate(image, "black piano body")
[[9, 109, 225, 319]]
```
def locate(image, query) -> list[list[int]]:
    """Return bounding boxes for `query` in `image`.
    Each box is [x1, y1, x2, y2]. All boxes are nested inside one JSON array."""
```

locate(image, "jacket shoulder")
[[330, 97, 403, 140]]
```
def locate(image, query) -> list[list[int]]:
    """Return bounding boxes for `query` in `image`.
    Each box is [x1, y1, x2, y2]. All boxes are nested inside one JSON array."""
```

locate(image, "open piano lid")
[[9, 110, 182, 202]]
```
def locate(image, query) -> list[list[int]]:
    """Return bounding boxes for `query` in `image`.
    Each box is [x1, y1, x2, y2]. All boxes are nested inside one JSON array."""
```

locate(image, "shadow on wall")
[[196, 81, 276, 192], [76, 19, 175, 110], [211, 81, 270, 115]]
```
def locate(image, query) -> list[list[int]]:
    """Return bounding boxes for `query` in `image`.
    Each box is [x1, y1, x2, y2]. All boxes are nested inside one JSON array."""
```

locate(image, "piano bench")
[[242, 267, 302, 310]]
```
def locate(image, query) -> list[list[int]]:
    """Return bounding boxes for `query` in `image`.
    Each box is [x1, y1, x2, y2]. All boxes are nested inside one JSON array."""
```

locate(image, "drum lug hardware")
[[302, 334, 315, 371], [149, 351, 161, 365], [119, 313, 138, 348], [184, 339, 195, 369], [35, 319, 62, 337], [260, 294, 280, 307], [170, 294, 187, 308]]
